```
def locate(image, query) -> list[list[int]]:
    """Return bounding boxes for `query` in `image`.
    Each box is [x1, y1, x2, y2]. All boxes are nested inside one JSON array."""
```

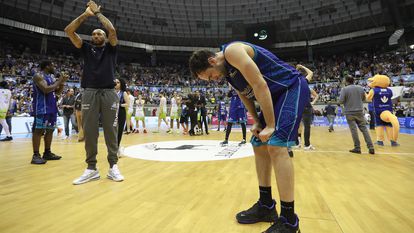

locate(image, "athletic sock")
[[241, 123, 246, 140], [225, 123, 233, 140], [281, 201, 296, 224], [259, 186, 273, 207]]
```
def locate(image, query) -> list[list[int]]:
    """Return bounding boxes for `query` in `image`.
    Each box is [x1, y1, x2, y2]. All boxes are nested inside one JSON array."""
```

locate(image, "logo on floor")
[[123, 140, 253, 162]]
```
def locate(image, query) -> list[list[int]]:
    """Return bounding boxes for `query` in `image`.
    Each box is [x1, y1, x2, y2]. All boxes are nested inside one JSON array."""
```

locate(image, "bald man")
[[65, 1, 124, 185]]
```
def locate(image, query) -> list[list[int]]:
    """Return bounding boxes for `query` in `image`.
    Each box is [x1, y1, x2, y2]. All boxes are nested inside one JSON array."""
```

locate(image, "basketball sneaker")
[[263, 215, 300, 233], [220, 140, 228, 146], [73, 169, 100, 185], [0, 136, 13, 141], [42, 152, 62, 160], [31, 154, 47, 165], [239, 139, 247, 146], [107, 164, 124, 182], [391, 140, 400, 147], [375, 141, 384, 146], [118, 146, 125, 158], [143, 129, 148, 133], [303, 145, 315, 151], [236, 200, 278, 224], [349, 148, 361, 154], [288, 148, 294, 158]]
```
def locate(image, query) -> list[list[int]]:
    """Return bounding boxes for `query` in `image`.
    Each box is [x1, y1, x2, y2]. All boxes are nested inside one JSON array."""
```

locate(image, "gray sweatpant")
[[345, 112, 374, 150], [82, 88, 119, 169]]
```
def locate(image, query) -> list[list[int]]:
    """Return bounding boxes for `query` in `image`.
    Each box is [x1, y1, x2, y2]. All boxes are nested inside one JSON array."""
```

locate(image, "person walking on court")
[[216, 96, 228, 132], [155, 92, 171, 133], [125, 89, 134, 134], [115, 78, 129, 156], [133, 94, 147, 133], [221, 87, 247, 146], [195, 90, 209, 135], [170, 91, 180, 133], [30, 61, 68, 164], [325, 102, 336, 132], [190, 41, 308, 233], [74, 91, 84, 142], [296, 64, 318, 151], [339, 75, 375, 154], [0, 81, 13, 141], [61, 88, 77, 139], [65, 0, 124, 184]]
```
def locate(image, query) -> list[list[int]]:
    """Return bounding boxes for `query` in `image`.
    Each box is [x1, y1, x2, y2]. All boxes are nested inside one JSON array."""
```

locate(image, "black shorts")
[[179, 115, 188, 124]]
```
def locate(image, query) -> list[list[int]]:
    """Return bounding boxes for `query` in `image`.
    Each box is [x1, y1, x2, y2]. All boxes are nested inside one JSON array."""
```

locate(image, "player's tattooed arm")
[[64, 7, 93, 48]]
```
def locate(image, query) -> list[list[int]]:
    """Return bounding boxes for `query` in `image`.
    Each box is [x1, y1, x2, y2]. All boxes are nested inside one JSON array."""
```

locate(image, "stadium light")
[[410, 44, 414, 50], [253, 30, 268, 40]]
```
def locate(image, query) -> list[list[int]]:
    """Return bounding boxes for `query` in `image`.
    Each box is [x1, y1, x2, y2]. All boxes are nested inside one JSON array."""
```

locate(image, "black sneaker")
[[31, 154, 47, 164], [369, 148, 375, 155], [0, 136, 13, 141], [220, 140, 228, 146], [236, 200, 278, 224], [288, 149, 294, 158], [239, 139, 247, 146], [263, 215, 300, 233], [349, 148, 361, 154], [43, 152, 62, 160]]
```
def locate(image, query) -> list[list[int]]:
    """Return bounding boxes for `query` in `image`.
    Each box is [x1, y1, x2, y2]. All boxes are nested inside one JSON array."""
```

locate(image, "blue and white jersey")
[[372, 87, 393, 114], [222, 42, 303, 100], [32, 72, 58, 115], [229, 90, 245, 111], [218, 101, 227, 115]]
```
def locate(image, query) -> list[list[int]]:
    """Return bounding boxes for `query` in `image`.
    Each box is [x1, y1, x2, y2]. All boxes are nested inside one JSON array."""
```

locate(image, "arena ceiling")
[[1, 0, 414, 48]]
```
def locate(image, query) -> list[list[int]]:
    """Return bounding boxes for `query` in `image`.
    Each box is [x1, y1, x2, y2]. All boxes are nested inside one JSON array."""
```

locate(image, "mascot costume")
[[366, 74, 400, 146]]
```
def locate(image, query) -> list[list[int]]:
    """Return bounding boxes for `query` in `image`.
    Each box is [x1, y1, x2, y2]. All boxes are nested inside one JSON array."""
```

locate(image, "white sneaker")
[[73, 169, 100, 185], [304, 145, 316, 151], [107, 164, 124, 182], [117, 146, 125, 158]]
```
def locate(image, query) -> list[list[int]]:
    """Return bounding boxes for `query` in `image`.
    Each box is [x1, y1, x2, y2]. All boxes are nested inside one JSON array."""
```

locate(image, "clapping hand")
[[84, 6, 94, 16], [87, 1, 101, 14]]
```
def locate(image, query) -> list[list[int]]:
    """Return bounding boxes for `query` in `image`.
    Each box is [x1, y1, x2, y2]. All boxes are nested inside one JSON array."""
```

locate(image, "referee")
[[65, 0, 124, 185]]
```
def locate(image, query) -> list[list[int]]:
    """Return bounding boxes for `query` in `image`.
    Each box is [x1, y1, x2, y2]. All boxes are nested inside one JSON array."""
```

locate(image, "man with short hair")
[[155, 92, 171, 133], [125, 89, 134, 134], [189, 42, 308, 233], [61, 88, 77, 139], [30, 61, 68, 164], [170, 91, 180, 133], [339, 75, 375, 154], [65, 0, 124, 184]]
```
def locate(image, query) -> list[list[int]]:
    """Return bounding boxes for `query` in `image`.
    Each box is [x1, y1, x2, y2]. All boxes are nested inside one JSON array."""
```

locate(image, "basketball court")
[[1, 126, 413, 233]]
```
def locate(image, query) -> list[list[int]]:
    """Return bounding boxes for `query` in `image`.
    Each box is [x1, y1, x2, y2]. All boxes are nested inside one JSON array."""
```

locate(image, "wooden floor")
[[0, 126, 414, 233]]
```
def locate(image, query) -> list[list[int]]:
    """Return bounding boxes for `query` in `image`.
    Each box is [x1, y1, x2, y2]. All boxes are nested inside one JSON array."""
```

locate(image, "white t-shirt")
[[135, 99, 145, 117], [170, 97, 178, 114], [0, 89, 12, 116], [159, 97, 167, 113], [128, 94, 135, 114]]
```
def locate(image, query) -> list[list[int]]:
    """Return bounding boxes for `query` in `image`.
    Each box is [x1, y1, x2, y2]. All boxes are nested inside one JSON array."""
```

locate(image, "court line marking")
[[294, 150, 414, 156]]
